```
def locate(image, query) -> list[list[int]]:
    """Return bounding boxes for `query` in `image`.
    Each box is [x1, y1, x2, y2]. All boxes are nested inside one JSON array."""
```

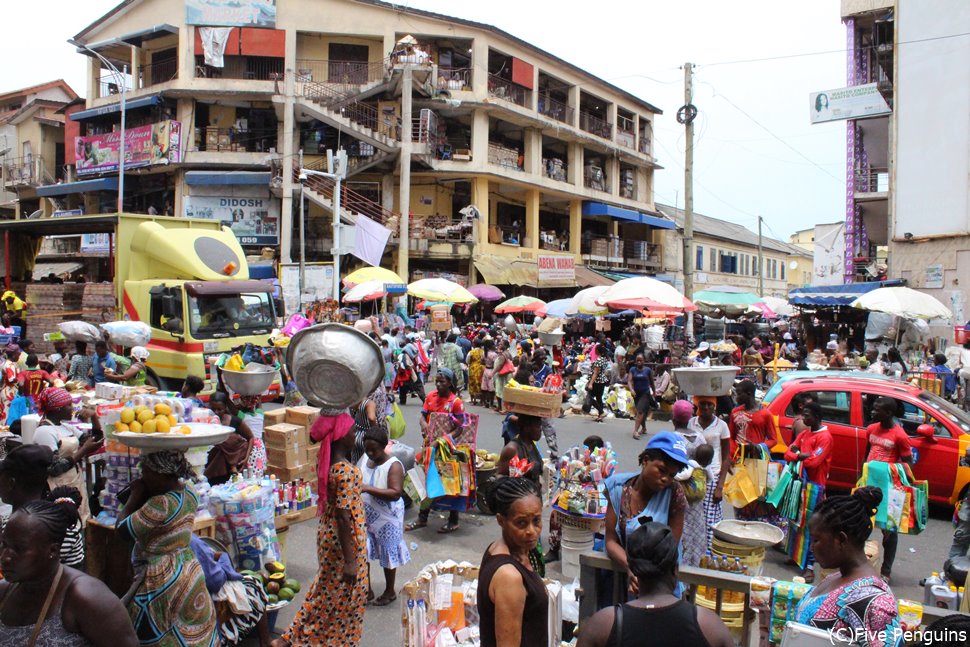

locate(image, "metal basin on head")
[[219, 364, 279, 396], [286, 323, 384, 409]]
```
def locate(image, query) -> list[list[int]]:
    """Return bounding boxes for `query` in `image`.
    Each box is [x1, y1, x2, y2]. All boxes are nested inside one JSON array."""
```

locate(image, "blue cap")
[[646, 431, 690, 466]]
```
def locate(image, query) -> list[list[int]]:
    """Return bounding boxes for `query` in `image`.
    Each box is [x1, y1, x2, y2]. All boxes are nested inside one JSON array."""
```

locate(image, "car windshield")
[[188, 292, 275, 338], [919, 391, 970, 433]]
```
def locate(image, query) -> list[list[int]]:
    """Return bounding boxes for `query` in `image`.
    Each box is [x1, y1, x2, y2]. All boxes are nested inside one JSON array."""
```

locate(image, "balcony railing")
[[584, 164, 607, 191], [488, 74, 531, 108], [3, 155, 50, 186], [488, 224, 523, 246], [488, 143, 523, 171], [638, 135, 652, 155], [138, 58, 178, 89], [198, 127, 277, 153], [543, 157, 567, 182], [436, 67, 471, 91], [194, 55, 283, 81], [617, 115, 636, 149], [98, 77, 133, 99], [412, 109, 442, 147], [413, 216, 474, 242], [302, 81, 401, 140], [855, 166, 889, 193], [579, 110, 612, 139], [294, 59, 387, 85], [538, 94, 574, 124]]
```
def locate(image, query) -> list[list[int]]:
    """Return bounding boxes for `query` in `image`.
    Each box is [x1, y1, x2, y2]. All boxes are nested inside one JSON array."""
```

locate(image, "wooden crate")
[[503, 385, 562, 418]]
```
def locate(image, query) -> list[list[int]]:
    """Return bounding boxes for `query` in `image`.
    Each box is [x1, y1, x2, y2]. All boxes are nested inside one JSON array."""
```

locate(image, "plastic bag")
[[58, 321, 102, 343], [100, 321, 151, 347], [281, 314, 312, 337], [387, 402, 406, 439]]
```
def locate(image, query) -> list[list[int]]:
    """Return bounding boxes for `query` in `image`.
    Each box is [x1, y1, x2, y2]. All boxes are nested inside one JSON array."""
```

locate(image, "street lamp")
[[68, 39, 127, 214]]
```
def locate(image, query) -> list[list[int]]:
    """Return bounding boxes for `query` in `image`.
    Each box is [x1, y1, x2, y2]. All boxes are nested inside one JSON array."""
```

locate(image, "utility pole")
[[679, 62, 696, 342], [758, 215, 764, 297]]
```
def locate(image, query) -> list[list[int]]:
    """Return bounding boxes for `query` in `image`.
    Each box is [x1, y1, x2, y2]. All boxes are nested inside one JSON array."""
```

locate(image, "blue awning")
[[36, 177, 118, 197], [185, 171, 272, 186], [582, 202, 675, 228], [788, 279, 906, 306], [70, 95, 163, 121]]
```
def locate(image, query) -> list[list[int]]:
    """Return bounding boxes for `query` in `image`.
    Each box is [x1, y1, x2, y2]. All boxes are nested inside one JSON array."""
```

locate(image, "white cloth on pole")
[[353, 214, 392, 266]]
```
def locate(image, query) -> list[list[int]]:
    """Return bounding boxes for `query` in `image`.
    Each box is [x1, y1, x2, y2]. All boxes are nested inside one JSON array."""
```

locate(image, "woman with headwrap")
[[274, 408, 368, 647], [118, 450, 217, 647], [33, 388, 103, 523], [205, 391, 254, 485]]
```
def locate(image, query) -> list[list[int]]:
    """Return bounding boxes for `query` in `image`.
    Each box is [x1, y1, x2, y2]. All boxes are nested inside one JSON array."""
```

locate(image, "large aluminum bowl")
[[672, 366, 740, 396], [219, 363, 279, 396], [286, 323, 384, 408]]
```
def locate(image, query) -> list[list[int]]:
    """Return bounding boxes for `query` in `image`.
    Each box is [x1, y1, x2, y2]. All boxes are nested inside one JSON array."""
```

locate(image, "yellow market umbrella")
[[343, 266, 404, 287], [407, 278, 478, 304]]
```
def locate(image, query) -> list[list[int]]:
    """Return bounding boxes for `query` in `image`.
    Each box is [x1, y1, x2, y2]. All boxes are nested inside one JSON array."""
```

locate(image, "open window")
[[785, 389, 852, 426], [149, 285, 185, 335]]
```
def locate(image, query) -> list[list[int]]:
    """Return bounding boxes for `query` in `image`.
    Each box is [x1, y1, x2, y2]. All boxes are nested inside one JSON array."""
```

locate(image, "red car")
[[762, 375, 970, 505]]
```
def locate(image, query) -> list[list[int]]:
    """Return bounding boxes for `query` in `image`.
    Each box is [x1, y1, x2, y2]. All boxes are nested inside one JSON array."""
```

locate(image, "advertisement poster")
[[186, 0, 276, 27], [925, 264, 944, 289], [183, 192, 280, 245], [81, 233, 111, 253], [809, 83, 891, 124], [76, 121, 182, 175], [537, 254, 576, 285], [279, 264, 334, 314], [813, 222, 846, 286]]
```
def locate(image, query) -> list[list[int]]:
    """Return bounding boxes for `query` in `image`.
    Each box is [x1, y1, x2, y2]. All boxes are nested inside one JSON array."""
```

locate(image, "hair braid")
[[813, 486, 882, 546], [485, 476, 540, 517]]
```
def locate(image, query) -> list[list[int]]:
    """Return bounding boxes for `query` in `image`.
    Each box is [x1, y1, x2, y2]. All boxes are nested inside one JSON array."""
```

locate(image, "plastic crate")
[[956, 326, 970, 345]]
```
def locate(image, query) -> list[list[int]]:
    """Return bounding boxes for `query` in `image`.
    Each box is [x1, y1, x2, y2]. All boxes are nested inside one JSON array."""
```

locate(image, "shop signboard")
[[537, 254, 575, 285], [809, 83, 891, 124], [279, 263, 334, 314], [183, 191, 280, 245], [81, 233, 111, 253], [186, 0, 276, 27], [75, 121, 182, 176]]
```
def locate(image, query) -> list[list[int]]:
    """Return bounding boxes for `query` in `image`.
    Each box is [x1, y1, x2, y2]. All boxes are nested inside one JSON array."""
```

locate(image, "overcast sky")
[[5, 0, 848, 241]]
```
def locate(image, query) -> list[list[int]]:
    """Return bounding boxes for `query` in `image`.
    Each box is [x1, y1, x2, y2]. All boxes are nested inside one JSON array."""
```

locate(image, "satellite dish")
[[789, 260, 799, 270], [26, 209, 43, 219], [0, 147, 10, 157]]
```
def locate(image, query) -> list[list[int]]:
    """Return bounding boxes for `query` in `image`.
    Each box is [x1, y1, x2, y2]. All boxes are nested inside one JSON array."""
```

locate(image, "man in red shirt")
[[18, 354, 52, 399], [784, 402, 833, 487], [864, 396, 914, 583]]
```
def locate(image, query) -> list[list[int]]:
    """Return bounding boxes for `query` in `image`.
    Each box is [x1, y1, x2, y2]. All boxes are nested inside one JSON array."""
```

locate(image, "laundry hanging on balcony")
[[199, 27, 233, 67], [353, 215, 392, 267]]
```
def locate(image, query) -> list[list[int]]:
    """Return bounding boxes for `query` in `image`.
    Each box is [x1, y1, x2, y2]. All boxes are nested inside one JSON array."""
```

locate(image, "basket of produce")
[[112, 422, 234, 451]]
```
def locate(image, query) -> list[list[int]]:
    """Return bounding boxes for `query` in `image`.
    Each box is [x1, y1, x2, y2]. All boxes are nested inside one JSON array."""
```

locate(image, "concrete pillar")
[[568, 143, 583, 187], [130, 46, 139, 89], [181, 27, 196, 82], [568, 86, 580, 129], [279, 29, 298, 264], [609, 157, 620, 196], [607, 103, 617, 143], [381, 174, 394, 212], [397, 67, 413, 280], [471, 110, 489, 167], [177, 99, 194, 151], [88, 56, 99, 103], [569, 199, 582, 256], [173, 169, 185, 219], [523, 128, 542, 177], [473, 177, 489, 248], [525, 189, 540, 250], [471, 39, 488, 98]]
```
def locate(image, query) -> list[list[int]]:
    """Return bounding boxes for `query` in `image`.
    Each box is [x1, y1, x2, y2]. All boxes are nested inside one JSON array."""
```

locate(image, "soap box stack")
[[263, 406, 320, 487]]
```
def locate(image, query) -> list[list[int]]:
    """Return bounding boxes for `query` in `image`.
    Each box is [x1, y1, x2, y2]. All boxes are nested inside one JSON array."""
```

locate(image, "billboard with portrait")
[[186, 0, 276, 27]]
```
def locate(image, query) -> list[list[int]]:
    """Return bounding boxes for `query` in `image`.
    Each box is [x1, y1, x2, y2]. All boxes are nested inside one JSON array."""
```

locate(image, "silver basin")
[[286, 323, 384, 408], [219, 363, 279, 396]]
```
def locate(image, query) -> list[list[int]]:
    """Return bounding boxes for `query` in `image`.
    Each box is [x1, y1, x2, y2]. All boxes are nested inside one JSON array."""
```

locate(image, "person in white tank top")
[[357, 427, 410, 606]]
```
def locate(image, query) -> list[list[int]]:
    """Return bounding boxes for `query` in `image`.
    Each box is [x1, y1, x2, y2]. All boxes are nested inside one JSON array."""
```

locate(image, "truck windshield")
[[188, 292, 275, 338]]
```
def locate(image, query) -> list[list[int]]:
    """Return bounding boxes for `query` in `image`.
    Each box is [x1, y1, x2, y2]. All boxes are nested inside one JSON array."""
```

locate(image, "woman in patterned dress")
[[466, 339, 485, 406], [118, 450, 217, 647], [0, 345, 19, 424], [274, 412, 368, 647]]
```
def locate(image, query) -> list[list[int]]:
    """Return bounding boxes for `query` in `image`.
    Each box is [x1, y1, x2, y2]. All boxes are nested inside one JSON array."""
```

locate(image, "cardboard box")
[[263, 408, 287, 427], [263, 423, 304, 450], [265, 444, 304, 469], [285, 406, 319, 431], [305, 442, 321, 466], [503, 385, 562, 418], [267, 462, 315, 482]]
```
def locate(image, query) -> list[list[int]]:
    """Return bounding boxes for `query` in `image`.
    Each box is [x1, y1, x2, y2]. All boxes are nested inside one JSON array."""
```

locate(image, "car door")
[[861, 393, 958, 502], [780, 387, 860, 489]]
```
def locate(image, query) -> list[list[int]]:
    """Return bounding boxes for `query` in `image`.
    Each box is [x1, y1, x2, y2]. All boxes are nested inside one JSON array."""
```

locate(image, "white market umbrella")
[[760, 295, 795, 318], [850, 286, 952, 320], [596, 276, 695, 312], [343, 279, 387, 303], [569, 286, 610, 316], [407, 278, 478, 304]]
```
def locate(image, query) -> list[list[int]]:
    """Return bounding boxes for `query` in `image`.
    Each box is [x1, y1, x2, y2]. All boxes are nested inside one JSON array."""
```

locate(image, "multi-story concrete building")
[[835, 0, 970, 327], [61, 0, 673, 296], [656, 204, 809, 298], [0, 80, 79, 218]]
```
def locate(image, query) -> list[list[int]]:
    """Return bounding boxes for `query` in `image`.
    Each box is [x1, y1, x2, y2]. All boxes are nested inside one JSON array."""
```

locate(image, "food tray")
[[712, 520, 785, 547], [112, 423, 234, 452]]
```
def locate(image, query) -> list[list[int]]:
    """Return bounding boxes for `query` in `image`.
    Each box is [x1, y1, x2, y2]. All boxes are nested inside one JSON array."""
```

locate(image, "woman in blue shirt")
[[627, 355, 654, 440]]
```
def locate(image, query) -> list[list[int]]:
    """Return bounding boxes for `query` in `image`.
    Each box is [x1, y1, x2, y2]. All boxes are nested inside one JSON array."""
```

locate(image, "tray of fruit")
[[241, 561, 301, 609], [112, 404, 234, 451]]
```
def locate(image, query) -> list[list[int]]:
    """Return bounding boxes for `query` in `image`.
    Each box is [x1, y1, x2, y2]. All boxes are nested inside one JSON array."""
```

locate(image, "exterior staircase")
[[289, 163, 400, 235]]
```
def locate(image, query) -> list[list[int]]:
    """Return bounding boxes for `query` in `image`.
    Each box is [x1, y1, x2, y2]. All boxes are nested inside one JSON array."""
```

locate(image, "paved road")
[[251, 400, 956, 645]]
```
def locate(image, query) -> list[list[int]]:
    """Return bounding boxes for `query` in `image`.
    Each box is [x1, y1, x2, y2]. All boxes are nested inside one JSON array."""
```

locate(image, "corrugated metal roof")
[[656, 204, 811, 257]]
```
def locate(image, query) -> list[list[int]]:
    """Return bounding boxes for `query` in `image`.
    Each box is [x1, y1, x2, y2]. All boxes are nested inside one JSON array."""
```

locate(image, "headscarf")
[[437, 367, 455, 386], [141, 450, 193, 479], [37, 388, 73, 416], [692, 395, 717, 408], [131, 346, 150, 361], [308, 411, 354, 512], [671, 399, 694, 427]]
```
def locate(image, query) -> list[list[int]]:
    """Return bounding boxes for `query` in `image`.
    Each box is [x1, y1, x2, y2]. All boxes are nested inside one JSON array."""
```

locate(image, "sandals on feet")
[[371, 593, 397, 607], [405, 520, 427, 532], [438, 522, 460, 534]]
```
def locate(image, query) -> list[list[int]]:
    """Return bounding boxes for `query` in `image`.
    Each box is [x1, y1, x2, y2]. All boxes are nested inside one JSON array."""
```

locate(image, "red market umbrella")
[[467, 284, 505, 301], [494, 295, 546, 314]]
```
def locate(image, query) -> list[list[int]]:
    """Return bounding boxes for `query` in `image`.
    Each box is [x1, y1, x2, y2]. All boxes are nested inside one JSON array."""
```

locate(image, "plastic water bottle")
[[930, 584, 959, 610]]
